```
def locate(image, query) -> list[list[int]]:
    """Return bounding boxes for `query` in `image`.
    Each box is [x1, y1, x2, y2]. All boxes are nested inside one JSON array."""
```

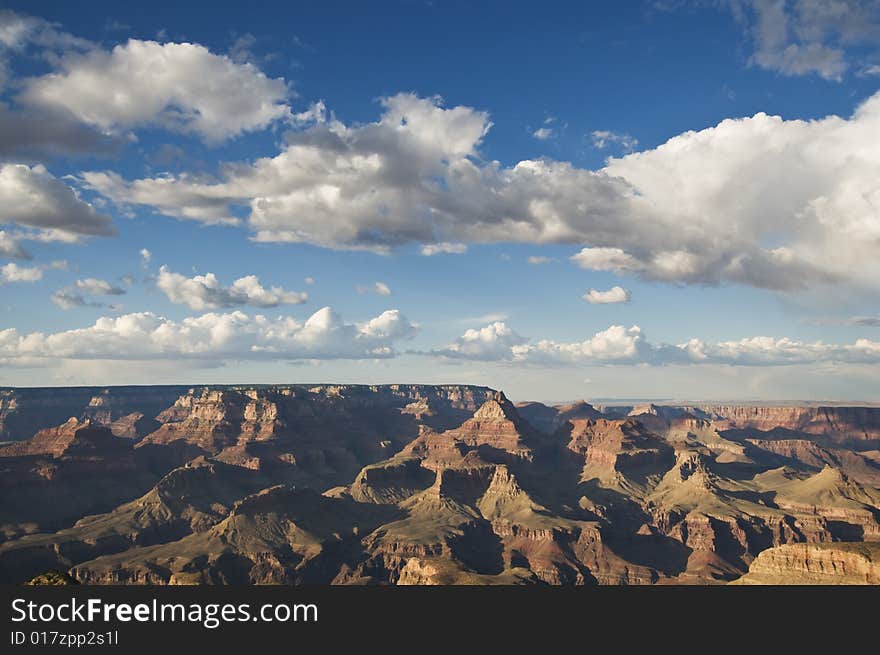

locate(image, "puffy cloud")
[[591, 129, 638, 151], [0, 307, 417, 363], [139, 248, 151, 264], [433, 321, 880, 366], [0, 13, 128, 160], [527, 255, 556, 265], [570, 247, 641, 273], [21, 39, 291, 143], [432, 322, 528, 361], [583, 286, 631, 304], [532, 127, 554, 140], [1, 262, 42, 283], [83, 91, 880, 290], [156, 266, 307, 310], [51, 277, 126, 310], [74, 278, 125, 295], [0, 163, 114, 237], [356, 282, 392, 296], [514, 325, 650, 364]]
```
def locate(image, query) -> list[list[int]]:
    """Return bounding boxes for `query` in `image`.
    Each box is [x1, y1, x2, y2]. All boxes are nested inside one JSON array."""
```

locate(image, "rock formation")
[[1, 386, 878, 585]]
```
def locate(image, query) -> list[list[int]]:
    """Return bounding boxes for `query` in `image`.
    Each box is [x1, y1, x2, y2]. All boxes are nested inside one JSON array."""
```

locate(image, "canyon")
[[0, 384, 878, 585]]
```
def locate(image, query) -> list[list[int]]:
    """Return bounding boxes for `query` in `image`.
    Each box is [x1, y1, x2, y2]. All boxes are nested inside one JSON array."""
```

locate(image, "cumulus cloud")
[[82, 90, 880, 291], [432, 322, 528, 361], [591, 129, 638, 151], [356, 281, 392, 296], [0, 307, 417, 363], [139, 248, 151, 264], [1, 262, 42, 283], [0, 12, 132, 159], [432, 321, 880, 366], [0, 163, 114, 237], [583, 286, 631, 304], [75, 278, 125, 295], [52, 277, 126, 310], [156, 266, 307, 310], [527, 255, 556, 265], [21, 39, 291, 143], [532, 127, 555, 140]]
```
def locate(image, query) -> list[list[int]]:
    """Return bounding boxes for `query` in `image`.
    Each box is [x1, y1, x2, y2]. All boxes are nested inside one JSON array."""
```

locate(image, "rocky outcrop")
[[701, 405, 880, 447], [566, 418, 674, 491], [71, 486, 398, 585], [732, 542, 880, 584], [0, 387, 187, 442], [0, 418, 130, 460], [0, 419, 159, 539]]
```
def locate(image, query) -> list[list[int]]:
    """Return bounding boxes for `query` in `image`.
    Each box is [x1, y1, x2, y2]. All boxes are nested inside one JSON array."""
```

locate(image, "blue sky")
[[1, 1, 880, 401]]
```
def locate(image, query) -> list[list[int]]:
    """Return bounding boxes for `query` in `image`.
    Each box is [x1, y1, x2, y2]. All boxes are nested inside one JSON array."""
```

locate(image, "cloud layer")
[[433, 321, 880, 366], [0, 307, 417, 364]]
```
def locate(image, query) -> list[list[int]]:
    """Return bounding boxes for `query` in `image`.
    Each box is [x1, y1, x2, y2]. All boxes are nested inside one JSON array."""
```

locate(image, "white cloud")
[[357, 281, 392, 296], [722, 0, 880, 80], [420, 242, 468, 256], [82, 90, 880, 291], [532, 127, 555, 140], [0, 230, 28, 259], [0, 307, 417, 363], [21, 39, 291, 143], [156, 266, 307, 310], [432, 322, 528, 361], [583, 286, 631, 304], [513, 325, 649, 364], [570, 247, 640, 273], [527, 255, 556, 265], [591, 129, 638, 151], [0, 10, 91, 52], [432, 321, 880, 367], [75, 278, 125, 295], [1, 262, 42, 283], [304, 276, 315, 285], [51, 277, 126, 310], [139, 248, 151, 264], [0, 163, 114, 237]]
